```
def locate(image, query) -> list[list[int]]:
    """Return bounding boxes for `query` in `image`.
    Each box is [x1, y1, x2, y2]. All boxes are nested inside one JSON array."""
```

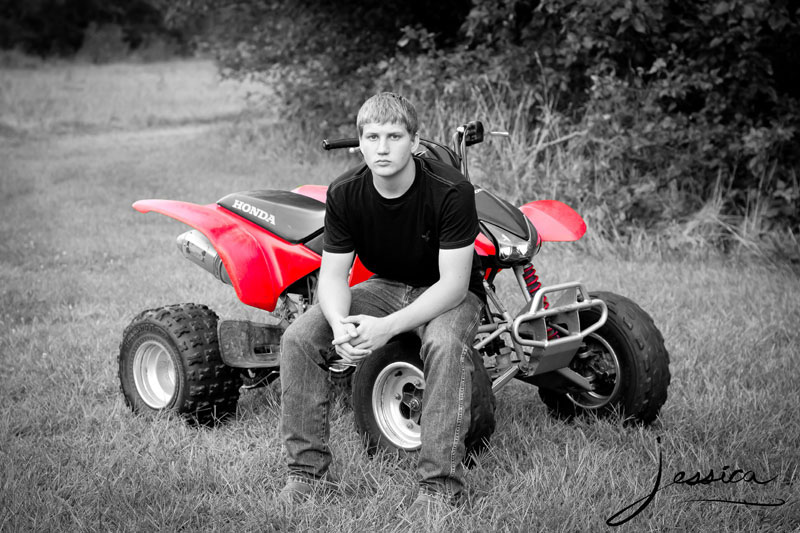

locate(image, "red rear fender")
[[292, 186, 377, 286], [133, 199, 321, 311], [520, 200, 586, 242], [293, 185, 328, 203]]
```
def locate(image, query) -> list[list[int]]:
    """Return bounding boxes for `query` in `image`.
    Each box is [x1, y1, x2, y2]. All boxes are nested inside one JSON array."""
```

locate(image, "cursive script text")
[[606, 438, 786, 527]]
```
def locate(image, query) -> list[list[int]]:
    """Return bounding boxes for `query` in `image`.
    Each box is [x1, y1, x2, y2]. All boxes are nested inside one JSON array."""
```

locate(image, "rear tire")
[[538, 291, 670, 425], [352, 333, 496, 462], [119, 303, 242, 425]]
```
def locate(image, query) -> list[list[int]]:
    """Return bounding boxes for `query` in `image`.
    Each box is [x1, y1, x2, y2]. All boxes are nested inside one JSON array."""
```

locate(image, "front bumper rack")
[[511, 281, 607, 376]]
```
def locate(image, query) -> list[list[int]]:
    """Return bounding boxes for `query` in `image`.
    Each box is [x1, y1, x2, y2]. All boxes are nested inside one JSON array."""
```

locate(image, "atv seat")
[[217, 190, 325, 244]]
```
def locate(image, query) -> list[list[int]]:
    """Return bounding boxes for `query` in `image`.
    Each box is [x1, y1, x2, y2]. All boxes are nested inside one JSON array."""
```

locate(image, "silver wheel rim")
[[132, 340, 177, 409], [372, 361, 424, 451], [567, 332, 622, 409]]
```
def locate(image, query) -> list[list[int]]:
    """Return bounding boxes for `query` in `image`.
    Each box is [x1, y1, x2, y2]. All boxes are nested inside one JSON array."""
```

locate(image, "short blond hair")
[[356, 92, 418, 137]]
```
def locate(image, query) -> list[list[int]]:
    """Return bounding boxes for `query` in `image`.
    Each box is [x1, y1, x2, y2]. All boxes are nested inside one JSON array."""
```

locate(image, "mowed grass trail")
[[0, 59, 268, 135], [0, 60, 798, 532]]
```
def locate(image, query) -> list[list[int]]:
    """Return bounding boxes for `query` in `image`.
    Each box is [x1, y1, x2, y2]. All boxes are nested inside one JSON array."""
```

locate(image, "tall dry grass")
[[0, 59, 798, 531], [410, 81, 800, 264]]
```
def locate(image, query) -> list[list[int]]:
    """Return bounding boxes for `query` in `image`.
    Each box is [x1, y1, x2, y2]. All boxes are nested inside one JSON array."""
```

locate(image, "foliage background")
[[169, 0, 800, 258], [2, 0, 799, 258]]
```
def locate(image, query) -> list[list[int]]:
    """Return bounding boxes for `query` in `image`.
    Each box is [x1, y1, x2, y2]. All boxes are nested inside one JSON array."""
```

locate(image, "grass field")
[[0, 58, 270, 136], [0, 59, 798, 532]]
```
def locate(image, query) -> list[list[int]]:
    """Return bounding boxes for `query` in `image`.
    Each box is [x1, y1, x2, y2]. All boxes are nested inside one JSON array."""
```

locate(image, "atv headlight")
[[481, 219, 536, 264]]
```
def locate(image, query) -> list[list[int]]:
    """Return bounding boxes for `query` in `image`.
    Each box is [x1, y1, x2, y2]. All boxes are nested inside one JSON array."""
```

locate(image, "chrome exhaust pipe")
[[176, 230, 231, 285]]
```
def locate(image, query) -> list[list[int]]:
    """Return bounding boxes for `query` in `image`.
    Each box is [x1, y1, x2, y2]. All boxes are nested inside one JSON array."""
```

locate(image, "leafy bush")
[[75, 23, 129, 63]]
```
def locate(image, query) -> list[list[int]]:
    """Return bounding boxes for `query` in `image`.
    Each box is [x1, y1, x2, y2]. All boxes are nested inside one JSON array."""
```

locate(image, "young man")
[[279, 92, 485, 511]]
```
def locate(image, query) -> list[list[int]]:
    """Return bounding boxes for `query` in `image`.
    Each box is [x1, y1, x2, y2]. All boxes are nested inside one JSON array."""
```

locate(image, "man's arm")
[[317, 250, 371, 362], [340, 244, 475, 352]]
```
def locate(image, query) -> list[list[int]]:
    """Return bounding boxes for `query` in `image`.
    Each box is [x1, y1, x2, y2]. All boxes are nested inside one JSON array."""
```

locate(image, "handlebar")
[[322, 122, 509, 181], [321, 138, 359, 151], [323, 126, 507, 153]]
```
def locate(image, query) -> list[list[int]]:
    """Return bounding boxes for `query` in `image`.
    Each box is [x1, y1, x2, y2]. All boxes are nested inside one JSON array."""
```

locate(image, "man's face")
[[359, 122, 419, 179]]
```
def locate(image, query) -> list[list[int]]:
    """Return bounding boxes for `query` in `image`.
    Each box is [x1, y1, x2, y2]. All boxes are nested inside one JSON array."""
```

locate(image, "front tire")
[[352, 334, 496, 460], [119, 303, 242, 425], [538, 291, 670, 424]]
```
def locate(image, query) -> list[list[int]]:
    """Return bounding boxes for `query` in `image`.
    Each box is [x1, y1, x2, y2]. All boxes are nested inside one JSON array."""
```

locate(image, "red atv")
[[119, 121, 670, 454]]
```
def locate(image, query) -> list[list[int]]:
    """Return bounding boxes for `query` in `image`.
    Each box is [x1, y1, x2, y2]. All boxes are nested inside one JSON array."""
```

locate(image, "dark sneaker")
[[397, 491, 458, 526], [277, 475, 354, 506], [277, 479, 315, 505]]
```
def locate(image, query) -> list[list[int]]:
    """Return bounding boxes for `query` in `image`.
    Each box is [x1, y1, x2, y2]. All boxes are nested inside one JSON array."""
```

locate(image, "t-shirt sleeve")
[[439, 181, 479, 249], [323, 184, 355, 253]]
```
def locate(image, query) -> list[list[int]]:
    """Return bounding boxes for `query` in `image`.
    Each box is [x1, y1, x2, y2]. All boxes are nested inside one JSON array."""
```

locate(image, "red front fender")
[[520, 200, 587, 242], [133, 199, 321, 311]]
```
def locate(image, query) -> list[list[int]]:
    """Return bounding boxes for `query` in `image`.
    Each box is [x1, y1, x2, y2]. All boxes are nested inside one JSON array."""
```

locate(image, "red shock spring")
[[522, 263, 559, 340]]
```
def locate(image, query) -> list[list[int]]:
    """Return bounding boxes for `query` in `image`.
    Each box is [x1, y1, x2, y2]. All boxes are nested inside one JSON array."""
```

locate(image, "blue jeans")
[[280, 277, 483, 501]]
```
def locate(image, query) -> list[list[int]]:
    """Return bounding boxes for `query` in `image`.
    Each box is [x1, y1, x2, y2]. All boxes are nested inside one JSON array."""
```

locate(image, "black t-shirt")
[[323, 157, 485, 298]]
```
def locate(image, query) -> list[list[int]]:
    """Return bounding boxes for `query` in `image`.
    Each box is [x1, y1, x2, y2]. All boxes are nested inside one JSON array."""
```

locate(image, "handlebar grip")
[[322, 138, 359, 150]]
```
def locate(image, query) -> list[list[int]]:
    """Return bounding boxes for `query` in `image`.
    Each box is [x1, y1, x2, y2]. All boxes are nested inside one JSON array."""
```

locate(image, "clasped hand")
[[331, 315, 393, 364]]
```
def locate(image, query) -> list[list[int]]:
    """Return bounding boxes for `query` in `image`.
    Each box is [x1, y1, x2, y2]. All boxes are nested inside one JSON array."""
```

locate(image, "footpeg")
[[218, 320, 283, 368]]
